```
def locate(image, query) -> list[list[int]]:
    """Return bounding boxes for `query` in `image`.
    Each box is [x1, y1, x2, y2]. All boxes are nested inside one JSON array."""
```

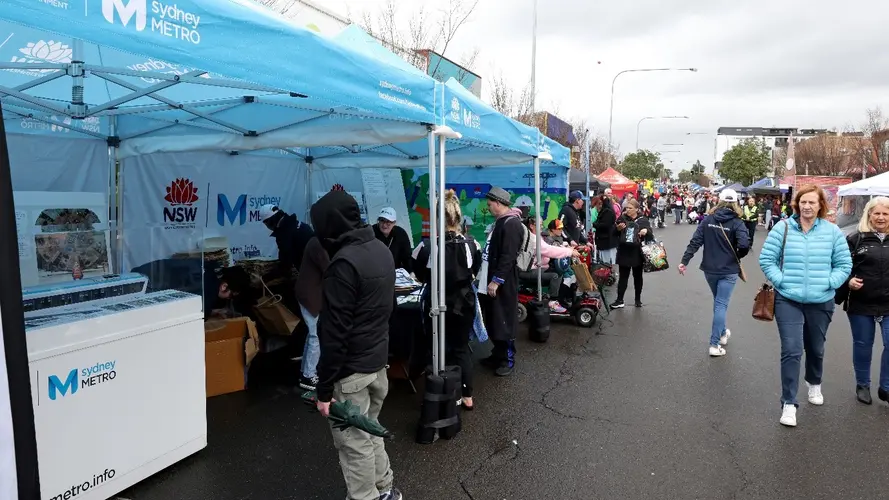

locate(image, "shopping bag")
[[252, 276, 300, 335], [571, 259, 595, 292], [641, 241, 669, 272], [470, 282, 488, 343]]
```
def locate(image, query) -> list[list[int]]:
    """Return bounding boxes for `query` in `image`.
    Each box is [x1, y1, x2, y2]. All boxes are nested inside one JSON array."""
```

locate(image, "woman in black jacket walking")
[[842, 196, 889, 405], [612, 200, 654, 308], [593, 194, 618, 266]]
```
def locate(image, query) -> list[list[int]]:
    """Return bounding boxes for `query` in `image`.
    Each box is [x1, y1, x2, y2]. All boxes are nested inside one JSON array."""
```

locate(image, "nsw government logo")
[[102, 0, 202, 45], [163, 178, 200, 229], [8, 40, 72, 76], [46, 360, 117, 403]]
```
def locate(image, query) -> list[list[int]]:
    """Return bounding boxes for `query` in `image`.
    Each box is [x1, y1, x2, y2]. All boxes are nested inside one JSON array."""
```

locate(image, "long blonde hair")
[[708, 201, 742, 217], [858, 196, 889, 233], [444, 189, 463, 232]]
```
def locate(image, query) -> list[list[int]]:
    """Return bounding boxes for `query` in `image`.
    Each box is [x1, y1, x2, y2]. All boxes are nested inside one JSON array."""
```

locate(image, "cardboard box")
[[204, 317, 260, 397]]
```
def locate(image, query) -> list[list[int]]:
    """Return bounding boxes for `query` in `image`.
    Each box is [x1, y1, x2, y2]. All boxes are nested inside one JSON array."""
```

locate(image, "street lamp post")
[[608, 68, 698, 148], [635, 116, 689, 150], [530, 0, 538, 112]]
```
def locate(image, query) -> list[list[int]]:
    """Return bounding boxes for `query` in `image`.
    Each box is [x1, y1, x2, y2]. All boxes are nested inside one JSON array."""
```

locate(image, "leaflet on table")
[[315, 191, 368, 223]]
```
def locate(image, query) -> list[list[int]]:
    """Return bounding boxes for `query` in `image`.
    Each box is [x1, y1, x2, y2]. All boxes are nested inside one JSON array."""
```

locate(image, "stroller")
[[686, 210, 704, 224]]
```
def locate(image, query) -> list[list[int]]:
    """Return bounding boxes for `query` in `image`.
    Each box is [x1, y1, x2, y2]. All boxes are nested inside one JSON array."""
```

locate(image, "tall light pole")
[[635, 115, 689, 150], [530, 0, 538, 113], [608, 68, 698, 148]]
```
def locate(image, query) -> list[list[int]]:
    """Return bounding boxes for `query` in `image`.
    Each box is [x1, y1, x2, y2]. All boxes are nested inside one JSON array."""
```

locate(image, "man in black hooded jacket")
[[310, 191, 401, 500]]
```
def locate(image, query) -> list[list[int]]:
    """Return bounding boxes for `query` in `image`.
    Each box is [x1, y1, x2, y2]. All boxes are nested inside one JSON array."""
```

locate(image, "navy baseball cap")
[[569, 190, 584, 201]]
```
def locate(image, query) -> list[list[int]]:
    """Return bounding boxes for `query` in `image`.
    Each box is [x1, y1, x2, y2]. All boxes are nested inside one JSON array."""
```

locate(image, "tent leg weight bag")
[[527, 299, 551, 343], [415, 365, 462, 444]]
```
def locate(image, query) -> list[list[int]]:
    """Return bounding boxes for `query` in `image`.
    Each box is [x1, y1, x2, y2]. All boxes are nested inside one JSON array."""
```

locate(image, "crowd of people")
[[202, 180, 889, 498]]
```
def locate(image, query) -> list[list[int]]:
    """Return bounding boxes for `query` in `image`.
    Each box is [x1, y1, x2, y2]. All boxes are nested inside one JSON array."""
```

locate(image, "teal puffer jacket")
[[759, 217, 852, 304]]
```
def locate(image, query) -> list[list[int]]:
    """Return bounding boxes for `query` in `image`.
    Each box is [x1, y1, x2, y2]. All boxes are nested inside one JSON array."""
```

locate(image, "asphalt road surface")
[[121, 221, 889, 500]]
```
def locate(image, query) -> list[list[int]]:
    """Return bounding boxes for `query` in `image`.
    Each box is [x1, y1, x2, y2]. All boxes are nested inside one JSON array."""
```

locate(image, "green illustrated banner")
[[401, 167, 568, 244]]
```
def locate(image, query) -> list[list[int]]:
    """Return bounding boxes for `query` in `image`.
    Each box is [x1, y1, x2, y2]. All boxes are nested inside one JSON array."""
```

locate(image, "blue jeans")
[[848, 314, 889, 391], [674, 208, 683, 224], [299, 303, 320, 379], [704, 273, 737, 347], [774, 294, 834, 406]]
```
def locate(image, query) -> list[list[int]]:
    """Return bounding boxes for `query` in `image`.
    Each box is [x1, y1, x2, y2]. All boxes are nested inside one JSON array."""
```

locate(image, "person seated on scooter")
[[545, 219, 570, 247], [517, 217, 581, 313]]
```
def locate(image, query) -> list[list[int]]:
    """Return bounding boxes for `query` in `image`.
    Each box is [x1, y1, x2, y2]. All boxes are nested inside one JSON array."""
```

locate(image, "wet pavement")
[[120, 221, 889, 500]]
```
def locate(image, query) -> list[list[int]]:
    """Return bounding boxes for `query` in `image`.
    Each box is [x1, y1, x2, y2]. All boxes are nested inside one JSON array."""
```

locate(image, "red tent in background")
[[596, 167, 637, 199]]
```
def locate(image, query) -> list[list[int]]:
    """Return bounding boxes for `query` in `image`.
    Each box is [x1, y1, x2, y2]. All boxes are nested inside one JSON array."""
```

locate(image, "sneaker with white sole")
[[779, 404, 797, 427], [719, 329, 732, 346], [806, 382, 824, 405], [708, 345, 726, 357]]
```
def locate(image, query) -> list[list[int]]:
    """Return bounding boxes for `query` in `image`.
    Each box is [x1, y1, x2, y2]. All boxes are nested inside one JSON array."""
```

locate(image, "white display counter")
[[26, 286, 206, 500]]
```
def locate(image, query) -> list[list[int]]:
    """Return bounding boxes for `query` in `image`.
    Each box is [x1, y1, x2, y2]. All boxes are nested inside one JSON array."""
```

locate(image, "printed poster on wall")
[[121, 151, 308, 272], [401, 166, 568, 244]]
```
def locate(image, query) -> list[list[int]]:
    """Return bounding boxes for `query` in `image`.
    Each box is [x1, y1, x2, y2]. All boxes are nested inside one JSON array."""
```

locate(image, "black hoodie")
[[310, 191, 396, 403], [680, 207, 751, 275]]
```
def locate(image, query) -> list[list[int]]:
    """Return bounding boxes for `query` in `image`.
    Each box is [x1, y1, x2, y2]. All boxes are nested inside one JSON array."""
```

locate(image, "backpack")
[[515, 224, 534, 272]]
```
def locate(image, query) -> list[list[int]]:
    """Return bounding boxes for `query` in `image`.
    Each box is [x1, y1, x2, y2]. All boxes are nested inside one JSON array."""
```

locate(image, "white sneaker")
[[719, 329, 732, 346], [708, 345, 726, 357], [780, 404, 797, 427], [806, 382, 824, 405]]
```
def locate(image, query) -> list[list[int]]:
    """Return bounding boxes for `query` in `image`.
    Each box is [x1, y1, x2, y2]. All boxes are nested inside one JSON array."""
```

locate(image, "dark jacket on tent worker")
[[593, 195, 619, 251], [559, 190, 586, 244], [260, 204, 315, 281], [310, 190, 395, 404], [479, 186, 525, 377], [372, 207, 413, 272]]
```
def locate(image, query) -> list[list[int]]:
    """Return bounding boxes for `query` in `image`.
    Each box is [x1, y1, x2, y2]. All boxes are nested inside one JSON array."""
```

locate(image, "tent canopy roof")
[[838, 171, 889, 197], [597, 167, 635, 189]]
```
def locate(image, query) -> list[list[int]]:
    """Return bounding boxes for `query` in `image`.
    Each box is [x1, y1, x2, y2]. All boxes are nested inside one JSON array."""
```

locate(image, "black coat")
[[373, 223, 413, 272], [271, 213, 315, 279], [593, 201, 619, 250], [845, 232, 889, 316], [615, 214, 654, 268], [558, 203, 583, 244], [480, 214, 524, 342], [310, 192, 395, 403]]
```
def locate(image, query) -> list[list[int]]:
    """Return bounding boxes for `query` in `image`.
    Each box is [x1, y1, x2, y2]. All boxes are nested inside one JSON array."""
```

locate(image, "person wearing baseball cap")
[[677, 188, 750, 358], [480, 186, 525, 376], [259, 204, 315, 288], [559, 190, 586, 244], [372, 207, 413, 272]]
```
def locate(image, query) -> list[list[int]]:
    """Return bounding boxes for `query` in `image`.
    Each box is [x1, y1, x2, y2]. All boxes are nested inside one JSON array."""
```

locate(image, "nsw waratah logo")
[[10, 40, 72, 75], [163, 178, 200, 227]]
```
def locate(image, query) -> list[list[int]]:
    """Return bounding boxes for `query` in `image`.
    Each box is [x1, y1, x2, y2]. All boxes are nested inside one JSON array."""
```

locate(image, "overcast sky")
[[325, 0, 889, 174]]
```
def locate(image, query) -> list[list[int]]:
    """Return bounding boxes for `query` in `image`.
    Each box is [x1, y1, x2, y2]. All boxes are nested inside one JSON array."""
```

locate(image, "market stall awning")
[[838, 171, 889, 197], [0, 0, 437, 155], [596, 167, 636, 191]]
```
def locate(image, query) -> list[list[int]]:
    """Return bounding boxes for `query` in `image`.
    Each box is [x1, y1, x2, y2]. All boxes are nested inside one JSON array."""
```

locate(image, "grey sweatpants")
[[330, 368, 393, 500]]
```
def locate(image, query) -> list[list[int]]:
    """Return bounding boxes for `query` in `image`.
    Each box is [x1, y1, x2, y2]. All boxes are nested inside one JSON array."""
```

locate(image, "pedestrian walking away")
[[836, 196, 889, 406], [678, 189, 750, 357], [611, 200, 654, 309], [759, 185, 852, 428]]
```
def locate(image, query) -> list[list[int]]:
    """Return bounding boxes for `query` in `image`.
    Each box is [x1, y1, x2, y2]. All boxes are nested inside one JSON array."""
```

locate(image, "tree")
[[487, 70, 537, 127], [678, 170, 695, 183], [350, 0, 480, 85], [569, 119, 591, 171], [793, 133, 867, 176], [619, 150, 662, 180], [588, 134, 619, 175], [861, 106, 889, 175], [663, 168, 674, 181], [720, 139, 771, 184], [690, 160, 705, 177]]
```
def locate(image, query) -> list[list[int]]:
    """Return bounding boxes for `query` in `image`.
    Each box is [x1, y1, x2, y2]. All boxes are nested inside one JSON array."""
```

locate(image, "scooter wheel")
[[574, 307, 597, 328], [517, 302, 528, 323]]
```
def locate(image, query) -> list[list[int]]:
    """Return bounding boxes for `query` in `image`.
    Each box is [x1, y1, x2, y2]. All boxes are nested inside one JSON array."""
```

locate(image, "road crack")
[[710, 420, 751, 499]]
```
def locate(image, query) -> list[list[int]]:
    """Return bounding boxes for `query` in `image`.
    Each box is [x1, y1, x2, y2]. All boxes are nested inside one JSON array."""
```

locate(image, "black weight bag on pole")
[[415, 365, 462, 444], [527, 299, 551, 343]]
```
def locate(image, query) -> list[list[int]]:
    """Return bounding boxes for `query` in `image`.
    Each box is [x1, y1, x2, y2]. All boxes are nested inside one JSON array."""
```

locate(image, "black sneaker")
[[879, 387, 889, 405], [495, 364, 514, 377], [299, 376, 319, 391], [380, 488, 403, 500], [635, 300, 643, 308], [857, 385, 872, 405], [610, 300, 625, 309]]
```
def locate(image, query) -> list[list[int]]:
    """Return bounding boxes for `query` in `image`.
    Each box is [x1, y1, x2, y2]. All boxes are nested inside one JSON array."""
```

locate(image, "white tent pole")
[[437, 135, 448, 374], [534, 157, 543, 302], [427, 129, 440, 376]]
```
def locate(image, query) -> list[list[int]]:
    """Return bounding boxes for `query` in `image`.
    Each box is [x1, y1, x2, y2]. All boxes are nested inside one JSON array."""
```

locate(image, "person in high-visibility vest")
[[741, 196, 760, 244]]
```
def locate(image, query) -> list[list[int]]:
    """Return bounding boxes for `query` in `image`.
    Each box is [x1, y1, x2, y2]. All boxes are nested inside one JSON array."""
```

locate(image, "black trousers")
[[617, 265, 644, 302], [445, 312, 474, 397], [744, 221, 757, 245]]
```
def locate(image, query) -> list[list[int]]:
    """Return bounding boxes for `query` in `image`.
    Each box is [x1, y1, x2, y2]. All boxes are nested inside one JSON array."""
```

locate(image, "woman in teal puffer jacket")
[[759, 185, 852, 428]]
